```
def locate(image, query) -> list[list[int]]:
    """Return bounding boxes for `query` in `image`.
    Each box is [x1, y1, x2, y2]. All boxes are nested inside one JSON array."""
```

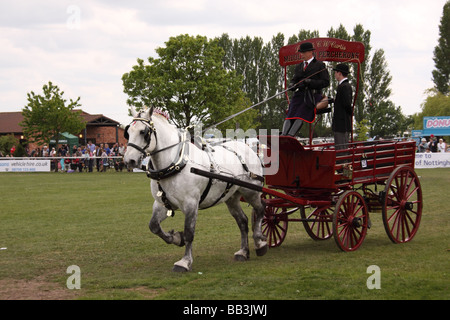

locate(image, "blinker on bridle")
[[124, 117, 156, 156]]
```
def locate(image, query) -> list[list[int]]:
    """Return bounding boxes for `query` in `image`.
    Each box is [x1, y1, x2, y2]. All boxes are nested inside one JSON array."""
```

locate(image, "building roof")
[[0, 110, 121, 134], [79, 111, 120, 126], [0, 112, 24, 134]]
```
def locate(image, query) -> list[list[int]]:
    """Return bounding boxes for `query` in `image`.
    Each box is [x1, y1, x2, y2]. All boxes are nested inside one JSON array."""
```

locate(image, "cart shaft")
[[190, 168, 330, 207]]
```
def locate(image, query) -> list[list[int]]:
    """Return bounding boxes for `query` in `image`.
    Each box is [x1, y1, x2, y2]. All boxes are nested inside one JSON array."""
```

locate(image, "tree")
[[369, 101, 406, 137], [261, 33, 288, 131], [432, 1, 450, 95], [365, 49, 392, 109], [21, 81, 85, 147], [351, 24, 372, 123], [122, 34, 257, 131], [216, 35, 268, 126], [0, 135, 22, 157], [355, 118, 370, 141], [412, 88, 450, 129], [287, 29, 320, 46], [216, 33, 286, 131], [363, 49, 404, 137]]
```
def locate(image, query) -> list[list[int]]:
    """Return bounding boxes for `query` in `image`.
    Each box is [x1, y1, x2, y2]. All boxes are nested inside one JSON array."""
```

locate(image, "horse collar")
[[146, 129, 189, 181]]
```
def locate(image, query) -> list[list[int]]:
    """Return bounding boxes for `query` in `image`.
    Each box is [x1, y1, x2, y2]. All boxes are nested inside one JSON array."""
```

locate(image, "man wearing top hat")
[[331, 63, 352, 150], [282, 42, 330, 136]]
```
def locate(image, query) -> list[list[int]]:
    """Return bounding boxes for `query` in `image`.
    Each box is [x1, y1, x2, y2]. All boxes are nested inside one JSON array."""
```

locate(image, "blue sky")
[[0, 0, 447, 125]]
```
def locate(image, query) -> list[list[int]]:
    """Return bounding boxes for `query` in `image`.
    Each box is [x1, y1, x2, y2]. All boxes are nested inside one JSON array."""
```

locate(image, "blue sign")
[[412, 130, 423, 137], [422, 116, 450, 136]]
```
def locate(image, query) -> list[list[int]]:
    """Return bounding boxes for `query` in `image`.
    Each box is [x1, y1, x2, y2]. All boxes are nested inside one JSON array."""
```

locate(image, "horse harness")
[[124, 117, 156, 156], [125, 116, 189, 180], [125, 117, 263, 217], [197, 144, 264, 211]]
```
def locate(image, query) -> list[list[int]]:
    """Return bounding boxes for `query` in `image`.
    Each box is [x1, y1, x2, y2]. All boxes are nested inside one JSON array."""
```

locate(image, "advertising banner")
[[415, 153, 450, 169], [422, 116, 450, 136], [0, 160, 51, 172]]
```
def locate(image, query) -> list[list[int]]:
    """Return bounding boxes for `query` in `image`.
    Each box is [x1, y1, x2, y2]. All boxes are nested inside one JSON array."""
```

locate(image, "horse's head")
[[123, 106, 157, 169]]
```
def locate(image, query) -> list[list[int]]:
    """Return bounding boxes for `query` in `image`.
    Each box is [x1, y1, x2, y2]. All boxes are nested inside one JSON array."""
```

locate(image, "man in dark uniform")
[[331, 63, 353, 150], [282, 42, 330, 136]]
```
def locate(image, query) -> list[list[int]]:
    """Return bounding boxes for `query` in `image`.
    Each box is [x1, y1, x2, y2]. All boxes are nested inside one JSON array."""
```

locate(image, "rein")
[[201, 67, 327, 133]]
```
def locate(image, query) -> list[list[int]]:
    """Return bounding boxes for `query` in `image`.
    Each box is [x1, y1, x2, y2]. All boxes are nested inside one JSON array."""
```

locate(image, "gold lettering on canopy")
[[280, 38, 365, 66]]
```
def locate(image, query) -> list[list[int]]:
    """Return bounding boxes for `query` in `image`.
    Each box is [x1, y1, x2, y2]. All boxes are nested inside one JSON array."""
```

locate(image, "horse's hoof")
[[255, 244, 268, 257], [173, 260, 191, 272], [234, 254, 249, 262], [172, 265, 189, 273]]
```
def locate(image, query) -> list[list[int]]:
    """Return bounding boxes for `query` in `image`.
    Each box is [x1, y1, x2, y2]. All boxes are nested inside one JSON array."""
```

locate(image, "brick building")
[[0, 110, 127, 153], [77, 111, 127, 147]]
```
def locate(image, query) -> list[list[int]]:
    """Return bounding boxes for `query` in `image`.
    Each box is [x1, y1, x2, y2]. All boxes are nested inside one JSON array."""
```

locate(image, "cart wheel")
[[382, 165, 422, 244], [333, 191, 369, 252], [300, 205, 333, 240], [261, 204, 288, 248]]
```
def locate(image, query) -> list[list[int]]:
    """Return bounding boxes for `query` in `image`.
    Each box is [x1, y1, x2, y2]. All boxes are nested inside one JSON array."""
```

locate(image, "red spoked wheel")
[[333, 191, 369, 252], [382, 165, 422, 244], [262, 204, 289, 248], [301, 205, 333, 240]]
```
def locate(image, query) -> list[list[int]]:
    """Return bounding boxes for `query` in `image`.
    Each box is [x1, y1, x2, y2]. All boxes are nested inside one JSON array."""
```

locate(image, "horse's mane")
[[152, 108, 170, 121]]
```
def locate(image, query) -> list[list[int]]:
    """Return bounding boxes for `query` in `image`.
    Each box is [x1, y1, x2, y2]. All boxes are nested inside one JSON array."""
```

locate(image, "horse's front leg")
[[173, 204, 198, 272], [242, 190, 268, 257], [149, 201, 184, 247], [225, 194, 250, 261]]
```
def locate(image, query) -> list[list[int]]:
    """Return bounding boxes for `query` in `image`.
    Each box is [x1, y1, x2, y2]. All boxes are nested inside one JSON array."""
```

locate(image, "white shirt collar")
[[305, 57, 314, 65], [339, 77, 348, 85]]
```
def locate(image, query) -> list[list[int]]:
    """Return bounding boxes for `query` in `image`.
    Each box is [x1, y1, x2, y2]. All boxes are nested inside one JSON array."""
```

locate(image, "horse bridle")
[[124, 117, 157, 156]]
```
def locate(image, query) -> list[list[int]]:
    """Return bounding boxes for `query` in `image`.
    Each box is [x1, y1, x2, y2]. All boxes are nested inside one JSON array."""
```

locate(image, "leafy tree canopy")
[[21, 81, 85, 146], [122, 34, 258, 132]]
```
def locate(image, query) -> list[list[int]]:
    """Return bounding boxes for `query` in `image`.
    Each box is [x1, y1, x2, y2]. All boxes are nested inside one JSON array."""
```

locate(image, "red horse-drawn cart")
[[192, 38, 422, 252]]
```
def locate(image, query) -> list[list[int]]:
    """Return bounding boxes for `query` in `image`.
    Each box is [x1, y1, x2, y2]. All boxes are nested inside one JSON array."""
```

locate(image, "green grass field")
[[0, 169, 448, 300]]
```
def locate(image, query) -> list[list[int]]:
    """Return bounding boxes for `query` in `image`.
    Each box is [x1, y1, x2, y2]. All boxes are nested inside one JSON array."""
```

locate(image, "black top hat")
[[333, 63, 349, 75], [298, 42, 315, 52]]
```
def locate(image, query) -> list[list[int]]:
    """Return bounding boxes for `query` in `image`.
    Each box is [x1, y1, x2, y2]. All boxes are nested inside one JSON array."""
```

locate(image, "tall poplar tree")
[[364, 49, 404, 137], [432, 1, 450, 95], [261, 33, 287, 131], [351, 24, 372, 123]]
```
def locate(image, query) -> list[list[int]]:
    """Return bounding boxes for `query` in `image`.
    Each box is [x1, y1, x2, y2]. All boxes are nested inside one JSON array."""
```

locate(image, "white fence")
[[0, 159, 51, 172], [1, 153, 449, 172], [0, 156, 124, 172]]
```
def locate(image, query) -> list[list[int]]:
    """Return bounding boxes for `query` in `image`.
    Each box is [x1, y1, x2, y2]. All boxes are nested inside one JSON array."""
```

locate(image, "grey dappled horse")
[[123, 107, 267, 272]]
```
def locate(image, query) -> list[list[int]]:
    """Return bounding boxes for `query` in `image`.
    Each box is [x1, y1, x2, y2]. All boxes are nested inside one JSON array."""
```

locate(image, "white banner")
[[415, 153, 450, 169], [0, 160, 51, 172], [1, 155, 448, 171]]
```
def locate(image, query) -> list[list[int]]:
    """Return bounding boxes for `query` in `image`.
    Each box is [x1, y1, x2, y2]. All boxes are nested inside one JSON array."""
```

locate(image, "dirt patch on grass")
[[0, 277, 79, 300]]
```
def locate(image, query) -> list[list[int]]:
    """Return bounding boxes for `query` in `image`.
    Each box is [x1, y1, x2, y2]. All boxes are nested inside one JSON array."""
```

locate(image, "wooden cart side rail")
[[261, 137, 416, 190], [333, 140, 416, 185], [335, 153, 415, 169]]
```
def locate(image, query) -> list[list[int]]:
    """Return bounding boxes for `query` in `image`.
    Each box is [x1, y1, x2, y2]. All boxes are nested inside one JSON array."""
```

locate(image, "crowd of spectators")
[[26, 141, 128, 172], [2, 135, 449, 172], [417, 135, 449, 153]]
